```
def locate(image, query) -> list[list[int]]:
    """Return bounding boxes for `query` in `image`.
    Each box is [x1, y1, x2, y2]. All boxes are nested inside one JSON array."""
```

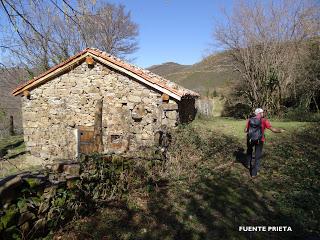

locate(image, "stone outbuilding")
[[12, 48, 199, 161]]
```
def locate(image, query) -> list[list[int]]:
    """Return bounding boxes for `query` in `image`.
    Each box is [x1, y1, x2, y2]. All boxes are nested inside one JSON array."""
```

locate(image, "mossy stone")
[[24, 178, 43, 189], [0, 205, 19, 229], [17, 199, 28, 213]]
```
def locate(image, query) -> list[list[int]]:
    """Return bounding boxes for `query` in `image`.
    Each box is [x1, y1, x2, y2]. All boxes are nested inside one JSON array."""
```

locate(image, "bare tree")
[[295, 38, 320, 112], [0, 0, 138, 73], [80, 2, 139, 57], [214, 0, 320, 115]]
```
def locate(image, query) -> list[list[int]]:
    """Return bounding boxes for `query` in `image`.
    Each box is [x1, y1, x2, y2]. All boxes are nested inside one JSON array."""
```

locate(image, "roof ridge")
[[12, 48, 200, 99], [87, 48, 199, 97]]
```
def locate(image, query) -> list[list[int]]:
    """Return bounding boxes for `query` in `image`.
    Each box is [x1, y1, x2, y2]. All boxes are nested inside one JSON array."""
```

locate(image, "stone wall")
[[0, 155, 133, 239], [0, 153, 166, 239], [0, 69, 24, 138], [22, 60, 181, 161]]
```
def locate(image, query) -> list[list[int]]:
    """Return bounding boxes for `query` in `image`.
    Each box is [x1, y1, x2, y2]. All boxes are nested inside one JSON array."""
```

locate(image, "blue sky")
[[106, 0, 233, 67], [0, 0, 233, 68]]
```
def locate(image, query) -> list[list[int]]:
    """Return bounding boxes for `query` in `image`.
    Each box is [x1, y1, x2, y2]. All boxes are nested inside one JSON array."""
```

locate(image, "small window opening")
[[111, 134, 121, 143]]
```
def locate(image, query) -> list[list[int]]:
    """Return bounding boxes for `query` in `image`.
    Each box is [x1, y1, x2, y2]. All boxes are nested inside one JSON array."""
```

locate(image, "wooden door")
[[78, 99, 103, 155], [79, 126, 96, 154]]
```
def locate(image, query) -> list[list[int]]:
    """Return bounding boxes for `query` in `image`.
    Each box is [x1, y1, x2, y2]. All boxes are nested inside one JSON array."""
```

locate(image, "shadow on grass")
[[143, 170, 310, 240], [68, 170, 307, 240], [7, 151, 29, 159], [234, 147, 249, 168], [57, 123, 320, 240], [261, 123, 320, 239], [0, 140, 24, 158]]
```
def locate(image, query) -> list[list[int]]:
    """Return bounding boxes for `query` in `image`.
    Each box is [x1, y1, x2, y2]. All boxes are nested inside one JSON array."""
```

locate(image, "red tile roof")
[[12, 48, 199, 100]]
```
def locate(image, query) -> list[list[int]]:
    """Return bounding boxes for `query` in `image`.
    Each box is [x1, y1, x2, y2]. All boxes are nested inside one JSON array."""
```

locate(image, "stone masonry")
[[21, 60, 193, 161]]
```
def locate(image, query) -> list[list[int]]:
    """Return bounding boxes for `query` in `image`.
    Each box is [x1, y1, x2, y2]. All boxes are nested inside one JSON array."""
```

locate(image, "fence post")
[[9, 115, 14, 136]]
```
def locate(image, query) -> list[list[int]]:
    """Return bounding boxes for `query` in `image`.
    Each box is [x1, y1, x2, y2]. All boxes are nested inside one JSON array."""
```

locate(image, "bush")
[[283, 107, 320, 122], [0, 153, 165, 239], [166, 124, 240, 182], [222, 102, 251, 119]]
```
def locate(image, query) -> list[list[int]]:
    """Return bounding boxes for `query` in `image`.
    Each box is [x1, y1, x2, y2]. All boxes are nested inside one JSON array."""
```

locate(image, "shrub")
[[283, 107, 320, 122], [222, 102, 251, 119]]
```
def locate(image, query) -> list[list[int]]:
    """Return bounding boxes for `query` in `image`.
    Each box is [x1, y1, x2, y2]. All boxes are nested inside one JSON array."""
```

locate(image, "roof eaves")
[[12, 48, 199, 99], [11, 49, 90, 96]]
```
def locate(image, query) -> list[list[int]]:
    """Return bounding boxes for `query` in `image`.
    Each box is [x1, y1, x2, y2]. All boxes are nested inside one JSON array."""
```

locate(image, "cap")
[[254, 108, 264, 115]]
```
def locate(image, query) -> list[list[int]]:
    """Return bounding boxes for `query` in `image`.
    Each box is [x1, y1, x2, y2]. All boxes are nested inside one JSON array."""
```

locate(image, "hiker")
[[244, 108, 285, 177]]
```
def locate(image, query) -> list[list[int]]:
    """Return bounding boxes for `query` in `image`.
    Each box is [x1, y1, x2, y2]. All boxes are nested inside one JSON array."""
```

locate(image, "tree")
[[214, 0, 320, 115], [80, 3, 138, 57], [0, 0, 138, 74], [295, 38, 320, 112]]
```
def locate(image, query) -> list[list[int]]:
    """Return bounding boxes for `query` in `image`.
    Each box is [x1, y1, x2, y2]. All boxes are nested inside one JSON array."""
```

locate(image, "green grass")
[[194, 118, 308, 141], [55, 118, 320, 239], [0, 135, 24, 156], [0, 135, 28, 178]]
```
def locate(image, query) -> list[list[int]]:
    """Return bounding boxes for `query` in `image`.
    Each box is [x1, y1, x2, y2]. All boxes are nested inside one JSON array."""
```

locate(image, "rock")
[[0, 176, 23, 204], [50, 162, 64, 173], [0, 205, 19, 229], [132, 112, 142, 121], [63, 164, 80, 176], [165, 110, 177, 120], [162, 103, 178, 110], [128, 95, 141, 103], [141, 133, 150, 140], [23, 112, 37, 120], [24, 178, 43, 189], [25, 121, 38, 128]]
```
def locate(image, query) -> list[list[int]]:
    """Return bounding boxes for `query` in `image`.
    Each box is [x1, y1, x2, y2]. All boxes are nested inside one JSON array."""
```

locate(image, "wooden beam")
[[23, 90, 30, 99], [93, 99, 103, 152], [85, 56, 95, 65], [9, 116, 14, 136], [162, 93, 169, 102]]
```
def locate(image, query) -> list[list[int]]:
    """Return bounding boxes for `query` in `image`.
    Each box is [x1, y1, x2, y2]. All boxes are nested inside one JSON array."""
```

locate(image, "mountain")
[[147, 51, 238, 95]]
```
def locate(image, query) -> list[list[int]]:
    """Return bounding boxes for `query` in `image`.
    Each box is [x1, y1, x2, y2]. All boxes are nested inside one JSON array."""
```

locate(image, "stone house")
[[12, 48, 199, 161]]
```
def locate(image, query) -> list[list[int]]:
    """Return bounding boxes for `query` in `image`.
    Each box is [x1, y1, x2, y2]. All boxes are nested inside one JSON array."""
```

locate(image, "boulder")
[[63, 164, 80, 176], [0, 176, 24, 204]]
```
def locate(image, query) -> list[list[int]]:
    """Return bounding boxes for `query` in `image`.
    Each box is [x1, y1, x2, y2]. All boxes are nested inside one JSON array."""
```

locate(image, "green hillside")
[[147, 62, 191, 76], [147, 51, 238, 95]]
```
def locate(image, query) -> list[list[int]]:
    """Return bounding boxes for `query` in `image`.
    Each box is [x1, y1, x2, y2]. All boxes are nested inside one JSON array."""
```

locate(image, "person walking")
[[244, 108, 285, 178]]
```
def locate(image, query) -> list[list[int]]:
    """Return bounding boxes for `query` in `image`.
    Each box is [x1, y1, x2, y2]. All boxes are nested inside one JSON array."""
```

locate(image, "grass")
[[0, 135, 25, 157], [51, 118, 319, 239], [0, 135, 32, 178]]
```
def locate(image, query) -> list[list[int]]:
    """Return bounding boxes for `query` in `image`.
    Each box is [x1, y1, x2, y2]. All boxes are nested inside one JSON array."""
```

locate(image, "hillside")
[[147, 51, 238, 95], [0, 68, 28, 137]]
